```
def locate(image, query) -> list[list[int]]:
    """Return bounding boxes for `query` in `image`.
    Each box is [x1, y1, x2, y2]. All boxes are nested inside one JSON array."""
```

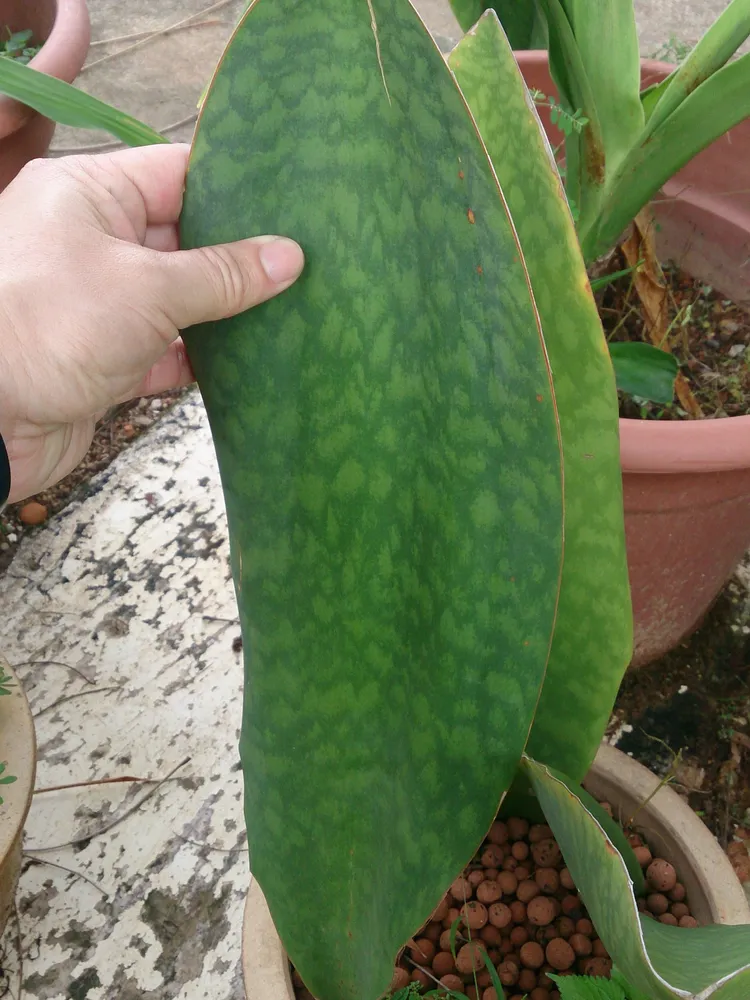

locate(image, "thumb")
[[153, 235, 304, 330]]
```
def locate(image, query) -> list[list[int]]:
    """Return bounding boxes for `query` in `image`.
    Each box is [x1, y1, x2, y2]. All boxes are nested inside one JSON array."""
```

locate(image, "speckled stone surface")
[[0, 392, 250, 999]]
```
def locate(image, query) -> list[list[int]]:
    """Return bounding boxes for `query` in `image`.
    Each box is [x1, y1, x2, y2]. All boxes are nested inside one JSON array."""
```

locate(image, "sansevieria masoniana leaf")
[[524, 758, 750, 1000], [180, 2, 564, 999], [449, 13, 631, 788]]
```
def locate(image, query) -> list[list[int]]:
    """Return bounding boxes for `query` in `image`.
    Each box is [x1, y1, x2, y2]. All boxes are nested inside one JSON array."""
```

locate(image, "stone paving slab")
[[0, 393, 248, 999]]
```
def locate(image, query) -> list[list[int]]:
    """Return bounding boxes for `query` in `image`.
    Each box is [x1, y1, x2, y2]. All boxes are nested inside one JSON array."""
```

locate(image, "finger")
[[124, 339, 195, 399], [150, 235, 305, 330], [64, 144, 191, 229], [144, 223, 180, 252]]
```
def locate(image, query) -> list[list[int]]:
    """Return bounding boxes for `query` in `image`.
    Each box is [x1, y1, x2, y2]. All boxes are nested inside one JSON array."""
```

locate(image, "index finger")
[[87, 142, 191, 227]]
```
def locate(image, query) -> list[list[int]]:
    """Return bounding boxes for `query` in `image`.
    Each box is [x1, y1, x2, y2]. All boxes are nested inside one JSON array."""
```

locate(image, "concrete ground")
[[0, 1, 740, 999]]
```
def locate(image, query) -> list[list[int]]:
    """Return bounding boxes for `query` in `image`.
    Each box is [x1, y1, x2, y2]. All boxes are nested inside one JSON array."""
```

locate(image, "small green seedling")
[[0, 28, 41, 64]]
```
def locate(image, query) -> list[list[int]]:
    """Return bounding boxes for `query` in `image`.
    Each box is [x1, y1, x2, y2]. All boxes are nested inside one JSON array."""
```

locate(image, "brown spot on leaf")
[[467, 209, 476, 224], [477, 265, 483, 275], [459, 170, 465, 180], [536, 394, 544, 402], [585, 135, 606, 185]]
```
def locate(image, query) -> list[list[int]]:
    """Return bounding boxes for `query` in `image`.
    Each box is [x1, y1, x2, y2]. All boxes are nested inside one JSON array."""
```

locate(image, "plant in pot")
[[447, 0, 750, 667], [0, 0, 91, 193], [0, 2, 749, 999]]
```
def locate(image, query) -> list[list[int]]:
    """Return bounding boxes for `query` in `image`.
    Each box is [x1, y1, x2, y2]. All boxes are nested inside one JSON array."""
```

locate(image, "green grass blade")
[[586, 51, 750, 260], [181, 2, 565, 999], [589, 263, 641, 291], [449, 12, 631, 785], [524, 757, 750, 999], [0, 56, 166, 147], [609, 342, 678, 403], [644, 0, 750, 138]]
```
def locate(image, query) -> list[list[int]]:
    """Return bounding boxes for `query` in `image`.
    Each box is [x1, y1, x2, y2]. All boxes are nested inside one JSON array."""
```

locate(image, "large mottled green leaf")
[[524, 757, 750, 999], [180, 2, 564, 999], [449, 12, 631, 785], [0, 55, 165, 146], [449, 0, 548, 48], [585, 51, 750, 260]]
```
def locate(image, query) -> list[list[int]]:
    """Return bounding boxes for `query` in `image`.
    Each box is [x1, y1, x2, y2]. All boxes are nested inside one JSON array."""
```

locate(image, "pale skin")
[[0, 143, 305, 503]]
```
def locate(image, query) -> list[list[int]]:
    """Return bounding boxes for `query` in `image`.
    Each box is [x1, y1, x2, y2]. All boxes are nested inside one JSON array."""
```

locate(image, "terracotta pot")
[[0, 0, 91, 192], [516, 50, 750, 667], [240, 744, 750, 1000], [0, 658, 36, 934]]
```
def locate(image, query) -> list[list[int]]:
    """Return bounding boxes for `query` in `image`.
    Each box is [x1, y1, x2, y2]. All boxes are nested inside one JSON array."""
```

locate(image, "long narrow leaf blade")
[[644, 0, 750, 138], [181, 3, 564, 999], [559, 0, 644, 168], [534, 0, 606, 226], [0, 56, 166, 147], [588, 51, 750, 261], [524, 757, 750, 999], [449, 12, 631, 784]]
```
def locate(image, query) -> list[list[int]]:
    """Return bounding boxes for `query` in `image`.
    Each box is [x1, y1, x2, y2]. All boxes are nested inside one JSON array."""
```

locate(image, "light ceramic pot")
[[516, 50, 750, 668], [0, 0, 91, 192], [240, 744, 750, 1000], [0, 658, 36, 934]]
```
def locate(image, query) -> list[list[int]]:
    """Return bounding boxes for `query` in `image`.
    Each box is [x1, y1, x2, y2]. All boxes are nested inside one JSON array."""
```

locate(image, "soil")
[[611, 574, 750, 883], [291, 809, 697, 1000], [598, 258, 750, 420], [0, 389, 187, 575]]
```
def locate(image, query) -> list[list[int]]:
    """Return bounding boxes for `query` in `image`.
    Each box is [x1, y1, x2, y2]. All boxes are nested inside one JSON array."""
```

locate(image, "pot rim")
[[0, 659, 36, 878], [0, 0, 91, 138], [26, 0, 91, 79], [619, 414, 750, 475], [241, 744, 750, 1000]]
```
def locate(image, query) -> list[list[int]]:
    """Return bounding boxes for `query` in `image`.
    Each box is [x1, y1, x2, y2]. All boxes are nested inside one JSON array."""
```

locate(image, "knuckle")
[[200, 245, 259, 313]]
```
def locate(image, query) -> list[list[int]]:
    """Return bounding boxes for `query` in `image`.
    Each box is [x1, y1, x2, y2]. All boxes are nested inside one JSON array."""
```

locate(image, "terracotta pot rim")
[[619, 414, 750, 475], [515, 49, 676, 76], [0, 0, 91, 138], [241, 745, 749, 1000]]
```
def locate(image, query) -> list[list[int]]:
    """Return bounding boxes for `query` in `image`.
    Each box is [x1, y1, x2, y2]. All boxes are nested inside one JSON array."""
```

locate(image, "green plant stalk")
[[643, 0, 750, 139], [584, 50, 750, 261]]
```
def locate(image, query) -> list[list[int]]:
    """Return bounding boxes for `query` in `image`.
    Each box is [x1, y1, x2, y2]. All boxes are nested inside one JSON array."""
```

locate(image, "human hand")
[[0, 143, 304, 503]]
